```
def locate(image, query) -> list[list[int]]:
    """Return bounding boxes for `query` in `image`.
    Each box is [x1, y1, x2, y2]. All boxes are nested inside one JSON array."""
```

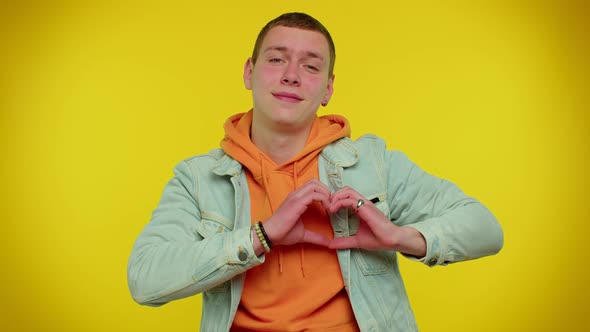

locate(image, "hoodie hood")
[[221, 110, 350, 189]]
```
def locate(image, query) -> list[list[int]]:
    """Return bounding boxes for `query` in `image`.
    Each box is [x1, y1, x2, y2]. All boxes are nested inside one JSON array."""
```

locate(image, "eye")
[[269, 58, 283, 64], [304, 64, 320, 72]]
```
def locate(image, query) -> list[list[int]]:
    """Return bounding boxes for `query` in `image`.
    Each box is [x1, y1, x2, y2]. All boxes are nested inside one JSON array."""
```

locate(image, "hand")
[[262, 179, 332, 248], [327, 186, 426, 257]]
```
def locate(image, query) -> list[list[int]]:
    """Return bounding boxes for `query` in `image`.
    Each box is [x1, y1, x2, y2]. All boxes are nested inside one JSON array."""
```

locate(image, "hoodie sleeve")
[[127, 159, 263, 306], [384, 149, 504, 267]]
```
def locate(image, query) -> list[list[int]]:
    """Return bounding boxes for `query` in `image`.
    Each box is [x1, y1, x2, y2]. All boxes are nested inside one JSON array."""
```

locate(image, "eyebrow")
[[263, 46, 324, 61]]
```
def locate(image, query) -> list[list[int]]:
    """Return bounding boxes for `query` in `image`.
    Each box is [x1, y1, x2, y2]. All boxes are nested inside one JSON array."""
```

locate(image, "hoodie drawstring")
[[294, 161, 306, 278], [260, 155, 285, 273]]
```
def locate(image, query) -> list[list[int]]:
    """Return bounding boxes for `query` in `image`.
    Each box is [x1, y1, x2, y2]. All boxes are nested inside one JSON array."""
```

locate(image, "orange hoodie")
[[221, 110, 359, 332]]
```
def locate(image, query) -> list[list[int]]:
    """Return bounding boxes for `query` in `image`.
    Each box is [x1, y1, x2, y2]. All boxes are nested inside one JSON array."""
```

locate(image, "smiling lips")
[[272, 92, 303, 103]]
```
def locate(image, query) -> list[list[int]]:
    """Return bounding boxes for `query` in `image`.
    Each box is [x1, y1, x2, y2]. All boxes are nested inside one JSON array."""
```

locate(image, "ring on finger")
[[356, 199, 365, 209]]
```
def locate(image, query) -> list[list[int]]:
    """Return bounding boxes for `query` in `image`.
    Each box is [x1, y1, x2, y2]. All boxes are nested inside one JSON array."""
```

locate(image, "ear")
[[243, 58, 254, 90], [322, 74, 335, 106]]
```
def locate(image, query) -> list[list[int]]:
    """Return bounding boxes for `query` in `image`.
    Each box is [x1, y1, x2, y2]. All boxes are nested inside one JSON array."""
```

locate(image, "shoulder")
[[329, 133, 394, 158], [179, 148, 241, 179], [181, 148, 239, 171], [171, 148, 230, 176], [325, 134, 385, 154], [325, 134, 411, 172], [352, 133, 387, 151], [182, 148, 225, 164]]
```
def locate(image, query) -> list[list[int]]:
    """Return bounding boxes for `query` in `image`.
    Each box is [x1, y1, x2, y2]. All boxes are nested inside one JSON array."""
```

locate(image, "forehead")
[[260, 26, 330, 58]]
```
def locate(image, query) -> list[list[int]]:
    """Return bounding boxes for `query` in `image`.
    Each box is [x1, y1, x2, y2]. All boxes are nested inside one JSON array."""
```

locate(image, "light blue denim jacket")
[[127, 135, 503, 332]]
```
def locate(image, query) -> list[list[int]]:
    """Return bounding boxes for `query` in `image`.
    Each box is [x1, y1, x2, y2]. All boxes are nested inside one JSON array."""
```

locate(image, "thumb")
[[329, 236, 360, 249], [302, 230, 331, 247]]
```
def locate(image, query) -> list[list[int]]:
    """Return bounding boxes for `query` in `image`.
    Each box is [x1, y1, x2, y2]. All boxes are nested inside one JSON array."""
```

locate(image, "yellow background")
[[1, 0, 588, 331]]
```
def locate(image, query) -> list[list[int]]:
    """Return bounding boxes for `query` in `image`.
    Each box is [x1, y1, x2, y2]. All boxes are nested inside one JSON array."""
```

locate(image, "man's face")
[[244, 26, 334, 133]]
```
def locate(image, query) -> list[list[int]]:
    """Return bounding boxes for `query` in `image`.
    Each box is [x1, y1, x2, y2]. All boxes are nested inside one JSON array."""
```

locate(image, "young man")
[[128, 12, 503, 332]]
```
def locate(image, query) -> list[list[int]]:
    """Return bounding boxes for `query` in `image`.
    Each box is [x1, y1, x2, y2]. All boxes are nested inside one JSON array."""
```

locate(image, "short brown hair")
[[251, 12, 336, 77]]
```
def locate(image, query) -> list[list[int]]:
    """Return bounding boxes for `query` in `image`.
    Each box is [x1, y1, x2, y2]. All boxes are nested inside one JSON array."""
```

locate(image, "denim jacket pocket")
[[371, 195, 389, 216], [349, 195, 392, 275], [352, 249, 390, 275], [348, 194, 389, 236], [196, 211, 234, 238]]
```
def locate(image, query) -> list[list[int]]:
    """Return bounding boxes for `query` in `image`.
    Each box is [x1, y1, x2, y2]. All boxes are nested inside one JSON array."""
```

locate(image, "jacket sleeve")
[[385, 150, 503, 267], [127, 160, 263, 306]]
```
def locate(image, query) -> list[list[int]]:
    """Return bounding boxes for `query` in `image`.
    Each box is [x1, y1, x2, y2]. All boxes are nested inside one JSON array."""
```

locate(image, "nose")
[[281, 63, 300, 86]]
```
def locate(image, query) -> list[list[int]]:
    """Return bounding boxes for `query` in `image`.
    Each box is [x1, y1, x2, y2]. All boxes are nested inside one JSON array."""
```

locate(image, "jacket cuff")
[[401, 223, 448, 267], [225, 226, 264, 270]]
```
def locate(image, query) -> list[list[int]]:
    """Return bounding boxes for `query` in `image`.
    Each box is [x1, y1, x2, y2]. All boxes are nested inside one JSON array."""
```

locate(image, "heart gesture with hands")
[[262, 179, 333, 248], [257, 180, 426, 258]]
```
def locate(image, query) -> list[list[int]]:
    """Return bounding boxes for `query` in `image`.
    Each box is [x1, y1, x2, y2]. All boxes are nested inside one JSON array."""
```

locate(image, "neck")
[[251, 121, 312, 165]]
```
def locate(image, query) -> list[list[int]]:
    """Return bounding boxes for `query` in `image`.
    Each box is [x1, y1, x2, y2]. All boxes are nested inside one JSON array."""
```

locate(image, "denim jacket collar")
[[320, 137, 359, 168], [212, 152, 243, 177]]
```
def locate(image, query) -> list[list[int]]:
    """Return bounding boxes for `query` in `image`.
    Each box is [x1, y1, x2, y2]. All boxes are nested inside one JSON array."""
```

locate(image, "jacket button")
[[429, 254, 439, 266], [238, 250, 248, 262]]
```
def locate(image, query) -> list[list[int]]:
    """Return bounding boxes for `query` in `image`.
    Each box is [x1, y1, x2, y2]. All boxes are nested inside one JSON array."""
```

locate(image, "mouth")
[[272, 92, 303, 103]]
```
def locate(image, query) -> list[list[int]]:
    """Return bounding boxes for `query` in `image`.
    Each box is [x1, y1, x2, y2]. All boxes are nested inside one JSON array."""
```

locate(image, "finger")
[[283, 192, 330, 219], [308, 178, 331, 191], [302, 192, 332, 209], [329, 187, 363, 207], [353, 200, 384, 224], [328, 197, 354, 213], [299, 179, 331, 195], [329, 197, 363, 214], [329, 236, 360, 249], [302, 230, 331, 247], [295, 180, 332, 205], [312, 185, 332, 208], [311, 181, 332, 202], [329, 197, 386, 231]]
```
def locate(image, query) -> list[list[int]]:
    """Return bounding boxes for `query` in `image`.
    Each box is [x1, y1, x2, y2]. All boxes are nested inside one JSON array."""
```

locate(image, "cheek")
[[253, 66, 281, 85], [306, 78, 329, 98]]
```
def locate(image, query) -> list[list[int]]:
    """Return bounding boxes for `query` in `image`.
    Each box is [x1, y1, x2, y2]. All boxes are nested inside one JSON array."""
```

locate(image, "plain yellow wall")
[[1, 1, 588, 331]]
